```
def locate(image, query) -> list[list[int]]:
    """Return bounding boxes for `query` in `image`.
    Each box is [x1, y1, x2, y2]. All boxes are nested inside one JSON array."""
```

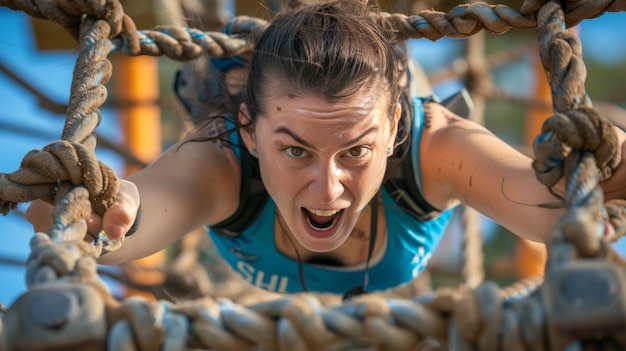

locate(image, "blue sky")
[[0, 7, 124, 305], [0, 6, 625, 307]]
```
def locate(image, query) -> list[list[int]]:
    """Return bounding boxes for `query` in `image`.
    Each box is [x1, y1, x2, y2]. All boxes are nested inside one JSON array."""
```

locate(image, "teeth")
[[307, 208, 340, 217]]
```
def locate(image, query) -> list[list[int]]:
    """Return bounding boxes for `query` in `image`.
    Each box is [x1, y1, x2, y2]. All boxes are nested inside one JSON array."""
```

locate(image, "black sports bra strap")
[[211, 149, 269, 236], [342, 195, 378, 300]]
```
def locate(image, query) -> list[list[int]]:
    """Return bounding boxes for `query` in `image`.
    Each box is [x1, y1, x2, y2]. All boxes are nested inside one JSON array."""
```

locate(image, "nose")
[[311, 159, 345, 204]]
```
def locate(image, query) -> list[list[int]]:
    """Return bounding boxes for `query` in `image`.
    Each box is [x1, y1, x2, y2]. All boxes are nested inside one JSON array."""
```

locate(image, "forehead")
[[254, 95, 391, 151], [259, 79, 390, 120]]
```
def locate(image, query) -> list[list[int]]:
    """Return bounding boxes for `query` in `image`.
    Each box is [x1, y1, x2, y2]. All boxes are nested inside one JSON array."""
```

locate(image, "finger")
[[86, 212, 103, 237], [25, 200, 54, 233]]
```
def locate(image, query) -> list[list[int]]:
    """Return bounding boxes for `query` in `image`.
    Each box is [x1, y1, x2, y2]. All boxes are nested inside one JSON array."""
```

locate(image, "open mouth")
[[303, 208, 343, 231]]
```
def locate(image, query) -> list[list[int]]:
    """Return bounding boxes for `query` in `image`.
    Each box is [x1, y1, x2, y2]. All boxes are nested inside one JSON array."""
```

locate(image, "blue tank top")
[[210, 190, 452, 294], [208, 98, 454, 294]]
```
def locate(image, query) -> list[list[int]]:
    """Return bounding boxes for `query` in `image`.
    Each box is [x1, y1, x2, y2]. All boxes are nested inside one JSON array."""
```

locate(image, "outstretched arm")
[[418, 102, 622, 243], [27, 124, 242, 264]]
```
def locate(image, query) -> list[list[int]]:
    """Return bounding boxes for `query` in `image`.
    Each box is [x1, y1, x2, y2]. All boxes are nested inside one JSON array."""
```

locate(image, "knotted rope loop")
[[0, 140, 119, 218], [0, 14, 123, 220], [26, 232, 110, 288], [532, 1, 620, 192], [520, 0, 626, 26], [24, 187, 119, 301], [540, 149, 626, 274], [532, 107, 620, 187]]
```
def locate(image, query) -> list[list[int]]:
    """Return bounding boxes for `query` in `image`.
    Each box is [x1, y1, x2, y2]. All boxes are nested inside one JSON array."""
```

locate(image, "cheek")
[[348, 158, 388, 196], [258, 156, 297, 199], [363, 157, 388, 194]]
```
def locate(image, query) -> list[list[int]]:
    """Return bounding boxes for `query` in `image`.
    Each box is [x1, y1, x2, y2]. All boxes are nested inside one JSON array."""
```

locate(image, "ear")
[[387, 103, 401, 156], [238, 103, 257, 155]]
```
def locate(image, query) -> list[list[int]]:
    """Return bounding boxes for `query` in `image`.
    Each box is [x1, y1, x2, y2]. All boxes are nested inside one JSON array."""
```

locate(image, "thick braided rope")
[[0, 0, 621, 241], [531, 1, 626, 255], [532, 1, 620, 185], [0, 14, 118, 216], [0, 140, 118, 216], [519, 0, 626, 26], [0, 11, 267, 219], [0, 0, 126, 42], [2, 0, 626, 350], [376, 0, 625, 42], [110, 15, 267, 60]]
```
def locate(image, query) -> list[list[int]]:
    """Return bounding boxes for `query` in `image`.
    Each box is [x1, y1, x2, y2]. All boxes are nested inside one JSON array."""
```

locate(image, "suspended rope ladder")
[[1, 0, 626, 349]]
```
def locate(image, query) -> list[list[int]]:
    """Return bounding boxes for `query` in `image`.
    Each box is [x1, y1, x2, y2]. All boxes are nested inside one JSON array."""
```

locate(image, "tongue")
[[308, 212, 335, 229]]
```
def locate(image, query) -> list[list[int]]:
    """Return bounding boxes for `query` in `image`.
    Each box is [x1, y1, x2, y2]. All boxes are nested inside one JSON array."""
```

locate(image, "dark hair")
[[244, 0, 404, 123], [184, 0, 412, 160]]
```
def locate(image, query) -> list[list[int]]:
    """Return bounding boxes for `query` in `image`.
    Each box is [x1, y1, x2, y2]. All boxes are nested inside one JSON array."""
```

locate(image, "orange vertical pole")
[[517, 50, 550, 279], [523, 54, 553, 147], [115, 55, 164, 300]]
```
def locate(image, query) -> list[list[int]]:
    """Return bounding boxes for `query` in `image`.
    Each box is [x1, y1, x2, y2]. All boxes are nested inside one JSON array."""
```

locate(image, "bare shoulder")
[[420, 102, 481, 139], [418, 102, 514, 210], [418, 102, 565, 242]]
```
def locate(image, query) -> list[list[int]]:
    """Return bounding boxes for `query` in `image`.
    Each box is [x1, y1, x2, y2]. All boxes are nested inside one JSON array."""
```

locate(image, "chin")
[[294, 232, 349, 253]]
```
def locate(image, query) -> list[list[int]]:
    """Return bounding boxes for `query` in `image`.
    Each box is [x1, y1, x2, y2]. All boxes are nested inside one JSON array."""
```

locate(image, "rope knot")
[[49, 140, 120, 214], [521, 0, 621, 27], [0, 140, 119, 217], [532, 107, 620, 188]]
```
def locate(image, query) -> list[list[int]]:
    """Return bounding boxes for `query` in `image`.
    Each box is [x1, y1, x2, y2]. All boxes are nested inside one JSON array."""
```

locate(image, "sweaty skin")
[[238, 84, 399, 262], [26, 79, 626, 266]]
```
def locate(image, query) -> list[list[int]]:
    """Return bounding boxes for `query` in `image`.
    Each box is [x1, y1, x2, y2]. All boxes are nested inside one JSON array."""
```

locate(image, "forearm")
[[97, 174, 204, 265]]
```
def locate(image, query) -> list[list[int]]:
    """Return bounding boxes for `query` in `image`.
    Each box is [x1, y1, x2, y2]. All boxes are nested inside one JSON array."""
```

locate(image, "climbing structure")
[[1, 0, 626, 349]]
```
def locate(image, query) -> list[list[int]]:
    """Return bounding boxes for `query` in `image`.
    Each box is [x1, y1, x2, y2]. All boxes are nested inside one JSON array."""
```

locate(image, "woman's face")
[[239, 83, 399, 253]]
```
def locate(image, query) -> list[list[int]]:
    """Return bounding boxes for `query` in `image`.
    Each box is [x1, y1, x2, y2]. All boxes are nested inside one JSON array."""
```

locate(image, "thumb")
[[102, 179, 140, 240]]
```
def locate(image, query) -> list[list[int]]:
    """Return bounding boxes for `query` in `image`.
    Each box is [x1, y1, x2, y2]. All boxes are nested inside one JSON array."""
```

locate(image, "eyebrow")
[[274, 126, 378, 150]]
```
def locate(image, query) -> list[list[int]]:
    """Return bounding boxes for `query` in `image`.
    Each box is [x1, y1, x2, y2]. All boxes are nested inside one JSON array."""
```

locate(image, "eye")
[[346, 146, 368, 158], [285, 146, 306, 158]]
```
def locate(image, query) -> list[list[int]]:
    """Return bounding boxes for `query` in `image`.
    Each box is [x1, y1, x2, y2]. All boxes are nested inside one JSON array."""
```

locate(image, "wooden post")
[[114, 55, 164, 300]]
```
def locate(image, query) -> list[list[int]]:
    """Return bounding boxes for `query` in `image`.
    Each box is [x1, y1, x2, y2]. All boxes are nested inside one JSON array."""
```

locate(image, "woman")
[[27, 0, 626, 296]]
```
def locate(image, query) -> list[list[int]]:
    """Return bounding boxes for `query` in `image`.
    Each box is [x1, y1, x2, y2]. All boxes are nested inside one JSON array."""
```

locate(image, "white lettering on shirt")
[[236, 261, 289, 293]]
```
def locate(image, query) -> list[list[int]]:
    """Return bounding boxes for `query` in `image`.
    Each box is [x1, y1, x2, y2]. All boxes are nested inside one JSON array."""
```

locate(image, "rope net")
[[0, 0, 626, 349]]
